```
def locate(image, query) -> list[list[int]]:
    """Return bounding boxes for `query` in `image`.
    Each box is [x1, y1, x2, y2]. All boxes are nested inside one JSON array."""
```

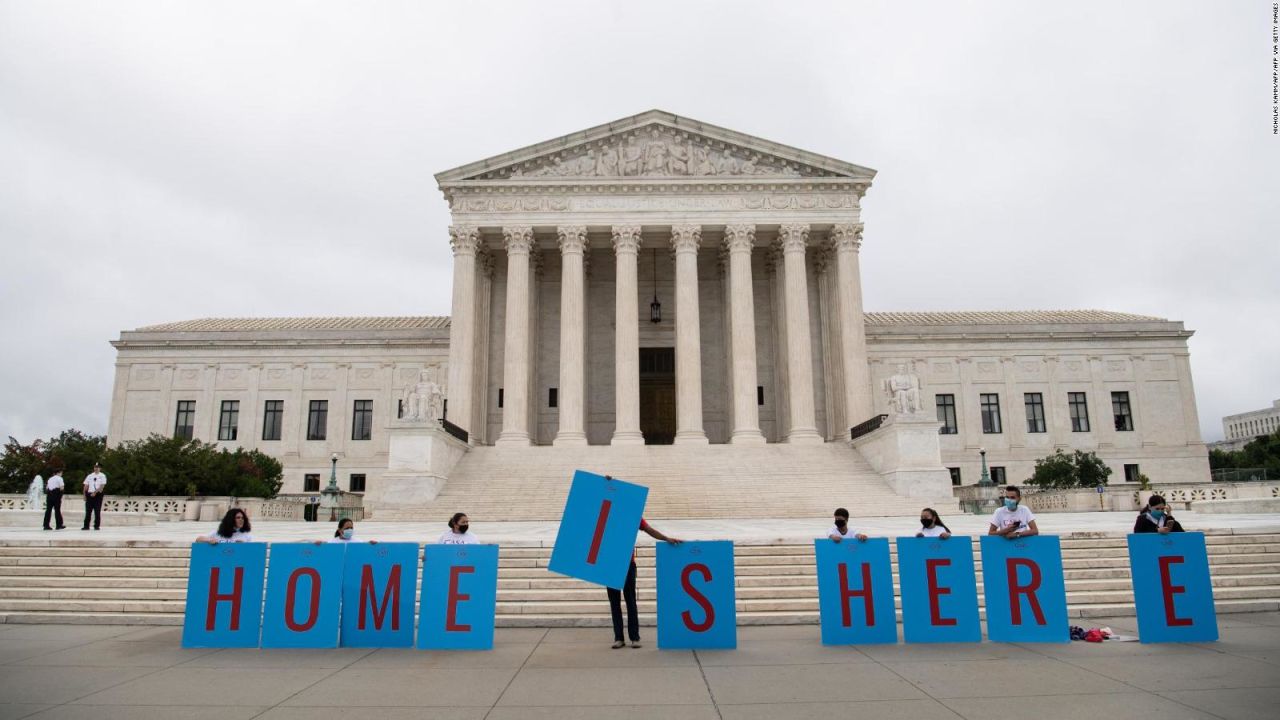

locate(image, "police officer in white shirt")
[[81, 463, 107, 531], [43, 470, 66, 530], [437, 512, 480, 545], [988, 486, 1039, 540]]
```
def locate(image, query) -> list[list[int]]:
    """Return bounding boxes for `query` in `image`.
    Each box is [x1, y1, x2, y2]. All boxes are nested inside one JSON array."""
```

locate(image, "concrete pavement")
[[0, 614, 1278, 719]]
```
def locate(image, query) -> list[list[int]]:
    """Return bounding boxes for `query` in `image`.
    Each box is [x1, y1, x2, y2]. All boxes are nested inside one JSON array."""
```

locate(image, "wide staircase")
[[1, 531, 1278, 626], [375, 443, 958, 521]]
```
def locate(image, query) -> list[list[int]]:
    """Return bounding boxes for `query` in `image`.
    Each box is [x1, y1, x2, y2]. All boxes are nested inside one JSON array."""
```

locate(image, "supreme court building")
[[106, 111, 1211, 516]]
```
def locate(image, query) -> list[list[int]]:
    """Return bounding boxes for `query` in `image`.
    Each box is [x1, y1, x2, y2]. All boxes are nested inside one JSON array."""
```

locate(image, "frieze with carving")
[[470, 125, 836, 180]]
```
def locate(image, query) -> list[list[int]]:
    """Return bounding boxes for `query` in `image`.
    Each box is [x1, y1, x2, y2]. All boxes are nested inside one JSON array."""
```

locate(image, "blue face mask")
[[1004, 498, 1018, 510], [1150, 509, 1165, 520], [341, 528, 354, 540]]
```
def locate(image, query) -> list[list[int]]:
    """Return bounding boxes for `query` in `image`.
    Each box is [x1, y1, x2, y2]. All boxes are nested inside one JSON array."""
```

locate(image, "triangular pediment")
[[435, 109, 876, 184]]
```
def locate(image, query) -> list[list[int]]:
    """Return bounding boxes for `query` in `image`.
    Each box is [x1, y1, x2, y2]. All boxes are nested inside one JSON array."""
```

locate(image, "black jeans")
[[607, 560, 640, 642], [43, 489, 64, 529], [82, 493, 103, 529]]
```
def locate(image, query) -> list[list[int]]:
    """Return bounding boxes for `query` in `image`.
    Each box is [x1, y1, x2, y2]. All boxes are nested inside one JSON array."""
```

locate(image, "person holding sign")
[[438, 512, 479, 544], [1134, 495, 1185, 534], [916, 508, 951, 539], [609, 518, 681, 649], [827, 508, 867, 543], [988, 486, 1039, 540], [196, 508, 254, 544], [328, 518, 377, 544]]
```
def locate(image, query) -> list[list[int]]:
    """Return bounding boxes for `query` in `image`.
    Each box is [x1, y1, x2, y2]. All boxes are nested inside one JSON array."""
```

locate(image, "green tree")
[[0, 431, 106, 493], [1026, 449, 1113, 489]]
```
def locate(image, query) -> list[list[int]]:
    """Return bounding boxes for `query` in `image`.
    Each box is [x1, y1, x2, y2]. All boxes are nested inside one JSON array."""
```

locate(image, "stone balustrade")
[[0, 493, 363, 522]]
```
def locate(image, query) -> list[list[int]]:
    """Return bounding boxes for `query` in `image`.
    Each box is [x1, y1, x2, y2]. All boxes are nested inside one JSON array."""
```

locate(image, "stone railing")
[[1018, 481, 1280, 513], [0, 493, 363, 522]]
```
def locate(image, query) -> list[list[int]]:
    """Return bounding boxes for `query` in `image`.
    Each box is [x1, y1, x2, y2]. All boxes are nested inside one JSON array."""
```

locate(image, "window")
[[397, 399, 404, 419], [980, 393, 1002, 434], [1069, 392, 1090, 432], [351, 400, 373, 441], [549, 388, 558, 408], [1112, 392, 1134, 431], [1024, 393, 1046, 433], [217, 401, 240, 441], [303, 473, 320, 492], [307, 400, 328, 441], [757, 386, 765, 406], [948, 467, 962, 486], [174, 401, 195, 440], [262, 400, 283, 441], [1124, 464, 1141, 483], [498, 388, 504, 408], [349, 473, 366, 492], [990, 466, 1007, 484], [936, 394, 958, 434]]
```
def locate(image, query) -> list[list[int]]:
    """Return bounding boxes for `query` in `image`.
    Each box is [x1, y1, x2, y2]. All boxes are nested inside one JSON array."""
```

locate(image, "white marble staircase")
[[374, 443, 957, 522]]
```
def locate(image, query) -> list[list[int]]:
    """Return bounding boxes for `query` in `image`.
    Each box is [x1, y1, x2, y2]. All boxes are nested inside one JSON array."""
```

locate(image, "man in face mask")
[[827, 508, 868, 543], [988, 486, 1039, 540]]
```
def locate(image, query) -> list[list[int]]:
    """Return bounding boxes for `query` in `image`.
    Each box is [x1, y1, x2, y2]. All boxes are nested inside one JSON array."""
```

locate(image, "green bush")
[[1, 430, 281, 498], [1026, 449, 1113, 489]]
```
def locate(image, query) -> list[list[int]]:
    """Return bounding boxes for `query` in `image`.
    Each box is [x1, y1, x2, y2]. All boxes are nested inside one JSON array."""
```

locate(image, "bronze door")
[[639, 348, 676, 445]]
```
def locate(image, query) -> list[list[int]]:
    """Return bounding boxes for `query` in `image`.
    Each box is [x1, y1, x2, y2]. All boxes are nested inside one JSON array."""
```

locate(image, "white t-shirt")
[[917, 524, 949, 538], [437, 530, 479, 545], [47, 475, 65, 491], [205, 530, 254, 544], [826, 524, 860, 540], [990, 505, 1036, 532]]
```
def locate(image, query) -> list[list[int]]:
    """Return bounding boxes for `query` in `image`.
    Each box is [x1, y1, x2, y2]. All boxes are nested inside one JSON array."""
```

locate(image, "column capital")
[[557, 225, 589, 255], [503, 226, 534, 254], [831, 223, 864, 252], [723, 224, 756, 253], [778, 223, 810, 253], [670, 224, 702, 254], [611, 225, 642, 254], [448, 225, 481, 256]]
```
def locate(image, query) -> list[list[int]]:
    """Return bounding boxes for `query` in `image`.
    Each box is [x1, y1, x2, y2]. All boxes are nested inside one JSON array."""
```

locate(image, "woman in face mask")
[[916, 508, 951, 539], [1134, 495, 1185, 534], [827, 507, 868, 543], [326, 518, 377, 544], [438, 512, 479, 545]]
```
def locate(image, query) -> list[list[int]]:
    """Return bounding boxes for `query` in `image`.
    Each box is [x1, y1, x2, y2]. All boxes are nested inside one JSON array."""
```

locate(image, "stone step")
[[0, 575, 188, 589], [0, 588, 188, 601]]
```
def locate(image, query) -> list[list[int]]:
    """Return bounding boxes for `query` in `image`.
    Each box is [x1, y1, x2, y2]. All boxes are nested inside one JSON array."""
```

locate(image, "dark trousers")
[[82, 493, 103, 529], [43, 490, 64, 529], [607, 560, 640, 642]]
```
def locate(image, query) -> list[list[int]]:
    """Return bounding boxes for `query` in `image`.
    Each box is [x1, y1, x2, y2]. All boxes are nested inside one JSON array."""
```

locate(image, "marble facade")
[[105, 111, 1212, 505]]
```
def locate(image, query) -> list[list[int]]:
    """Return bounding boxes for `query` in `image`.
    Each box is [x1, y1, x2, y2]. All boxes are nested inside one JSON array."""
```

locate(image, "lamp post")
[[978, 447, 992, 487], [320, 452, 341, 522]]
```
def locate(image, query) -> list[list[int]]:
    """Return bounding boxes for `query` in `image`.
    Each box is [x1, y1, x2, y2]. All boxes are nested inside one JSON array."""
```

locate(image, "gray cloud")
[[1, 0, 1276, 443]]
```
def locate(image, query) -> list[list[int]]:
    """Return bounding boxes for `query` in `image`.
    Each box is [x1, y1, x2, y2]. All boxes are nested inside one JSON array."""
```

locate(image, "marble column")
[[671, 224, 708, 444], [831, 223, 873, 426], [445, 225, 480, 438], [471, 252, 494, 444], [555, 225, 589, 446], [611, 226, 645, 445], [496, 226, 534, 446], [724, 224, 766, 444], [778, 223, 822, 444]]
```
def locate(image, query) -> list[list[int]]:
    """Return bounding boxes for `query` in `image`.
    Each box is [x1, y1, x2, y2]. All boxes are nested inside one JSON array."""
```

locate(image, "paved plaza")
[[2, 511, 1279, 545], [0, 614, 1276, 720]]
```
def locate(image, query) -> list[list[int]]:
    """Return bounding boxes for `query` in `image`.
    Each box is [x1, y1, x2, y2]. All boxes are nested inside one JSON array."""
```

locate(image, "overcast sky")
[[1, 0, 1276, 443]]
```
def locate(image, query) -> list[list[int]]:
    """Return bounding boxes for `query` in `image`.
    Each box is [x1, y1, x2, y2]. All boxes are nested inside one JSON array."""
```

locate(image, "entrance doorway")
[[639, 347, 676, 445]]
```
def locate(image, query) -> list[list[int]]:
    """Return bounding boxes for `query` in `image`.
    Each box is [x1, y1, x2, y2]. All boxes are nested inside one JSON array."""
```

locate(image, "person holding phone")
[[988, 486, 1039, 540], [1134, 495, 1185, 534]]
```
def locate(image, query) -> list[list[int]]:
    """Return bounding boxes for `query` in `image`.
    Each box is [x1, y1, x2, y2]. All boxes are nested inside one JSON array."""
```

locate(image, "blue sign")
[[418, 544, 499, 650], [182, 543, 267, 648], [1128, 533, 1218, 643], [980, 536, 1069, 642], [261, 543, 345, 648], [814, 538, 897, 645], [896, 537, 982, 643], [656, 541, 736, 649], [340, 543, 420, 647], [548, 470, 649, 589]]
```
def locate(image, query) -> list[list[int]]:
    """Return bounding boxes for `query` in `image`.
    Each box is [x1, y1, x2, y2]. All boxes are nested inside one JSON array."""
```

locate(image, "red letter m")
[[358, 564, 402, 631]]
